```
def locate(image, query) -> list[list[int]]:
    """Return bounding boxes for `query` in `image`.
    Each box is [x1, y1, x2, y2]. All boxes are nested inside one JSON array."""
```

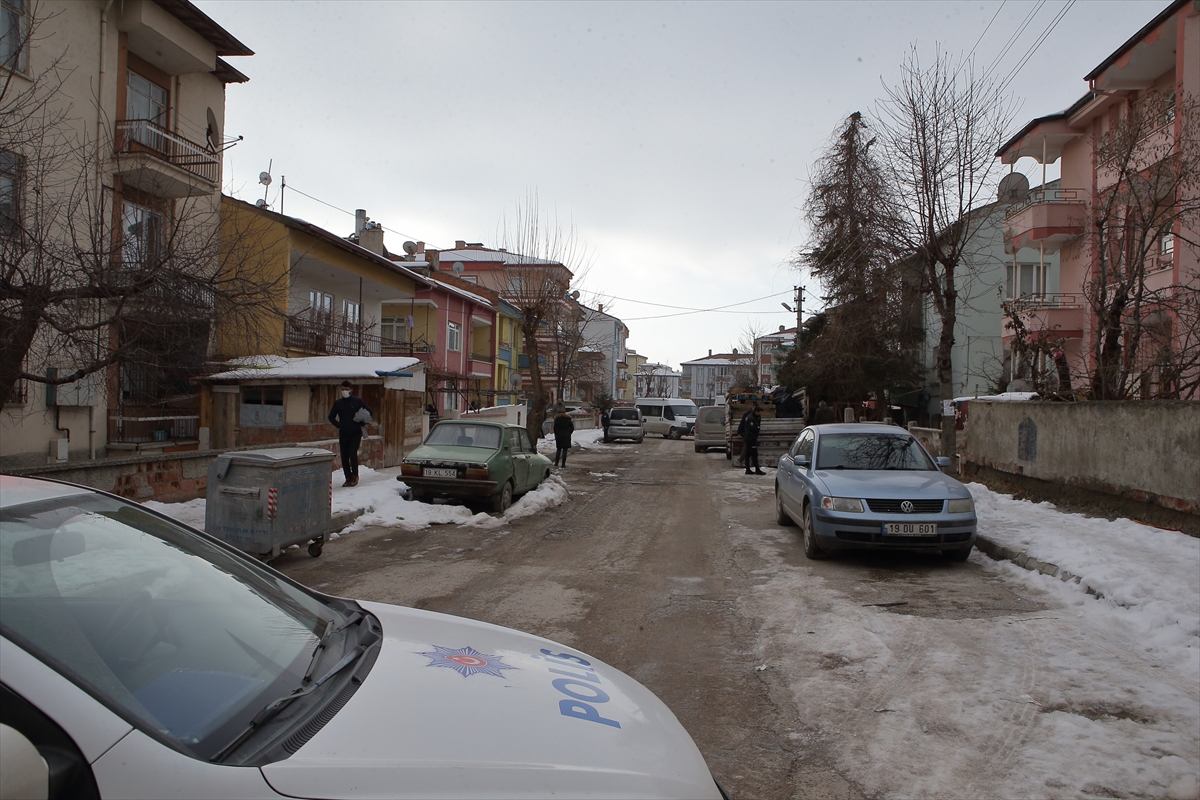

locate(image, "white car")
[[0, 475, 726, 799]]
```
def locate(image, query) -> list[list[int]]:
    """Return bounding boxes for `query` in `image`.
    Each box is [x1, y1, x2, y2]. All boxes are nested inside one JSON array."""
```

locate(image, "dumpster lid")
[[220, 448, 335, 464]]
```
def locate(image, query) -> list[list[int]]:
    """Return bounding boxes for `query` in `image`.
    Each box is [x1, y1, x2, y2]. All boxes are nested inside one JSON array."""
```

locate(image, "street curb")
[[328, 507, 365, 533], [974, 534, 1106, 600]]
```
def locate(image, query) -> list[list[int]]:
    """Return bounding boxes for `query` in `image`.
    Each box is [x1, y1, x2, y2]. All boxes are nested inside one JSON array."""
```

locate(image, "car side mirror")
[[936, 456, 952, 470], [0, 723, 49, 800], [795, 454, 809, 467]]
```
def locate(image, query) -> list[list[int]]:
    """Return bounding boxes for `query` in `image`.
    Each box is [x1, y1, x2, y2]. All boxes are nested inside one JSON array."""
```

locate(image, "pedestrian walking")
[[813, 400, 836, 424], [738, 404, 765, 475], [329, 381, 371, 487], [552, 405, 574, 467], [600, 408, 611, 442]]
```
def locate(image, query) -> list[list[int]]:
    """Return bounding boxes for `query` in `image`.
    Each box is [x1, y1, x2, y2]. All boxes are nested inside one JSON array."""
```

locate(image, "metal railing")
[[1005, 187, 1085, 219], [1007, 292, 1085, 309], [116, 120, 220, 185], [285, 310, 437, 357]]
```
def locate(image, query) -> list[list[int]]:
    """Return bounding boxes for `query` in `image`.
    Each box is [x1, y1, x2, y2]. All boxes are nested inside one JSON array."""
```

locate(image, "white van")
[[635, 397, 699, 439]]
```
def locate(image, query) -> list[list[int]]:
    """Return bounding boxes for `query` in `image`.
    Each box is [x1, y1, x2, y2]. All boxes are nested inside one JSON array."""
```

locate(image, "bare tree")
[[497, 191, 591, 440], [1084, 89, 1200, 399], [1, 4, 283, 412], [875, 48, 1015, 454]]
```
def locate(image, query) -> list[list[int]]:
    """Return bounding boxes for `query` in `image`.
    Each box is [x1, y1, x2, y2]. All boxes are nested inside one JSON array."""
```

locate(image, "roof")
[[426, 277, 494, 309], [225, 197, 433, 289], [156, 0, 254, 56], [1083, 0, 1188, 82], [681, 354, 752, 366], [437, 248, 567, 269], [206, 356, 421, 383]]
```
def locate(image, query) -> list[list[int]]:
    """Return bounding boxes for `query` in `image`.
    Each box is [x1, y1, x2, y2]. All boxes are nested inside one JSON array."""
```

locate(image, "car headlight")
[[947, 498, 975, 513], [821, 496, 864, 513]]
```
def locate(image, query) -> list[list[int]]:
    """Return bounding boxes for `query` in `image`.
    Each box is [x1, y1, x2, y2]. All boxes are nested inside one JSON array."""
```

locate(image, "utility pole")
[[793, 285, 804, 334]]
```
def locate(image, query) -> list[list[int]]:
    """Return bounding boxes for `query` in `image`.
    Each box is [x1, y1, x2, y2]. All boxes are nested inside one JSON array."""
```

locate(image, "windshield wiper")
[[210, 643, 368, 763], [302, 611, 364, 684]]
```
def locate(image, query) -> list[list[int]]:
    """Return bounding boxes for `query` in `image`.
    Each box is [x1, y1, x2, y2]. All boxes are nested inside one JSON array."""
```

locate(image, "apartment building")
[[1, 0, 252, 468], [681, 351, 754, 406], [996, 0, 1200, 399]]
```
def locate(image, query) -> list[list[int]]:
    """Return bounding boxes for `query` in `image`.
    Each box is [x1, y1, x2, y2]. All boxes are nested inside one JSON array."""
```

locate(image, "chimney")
[[354, 209, 368, 236], [416, 241, 425, 253], [428, 249, 440, 270], [733, 348, 739, 355], [598, 303, 603, 313], [708, 349, 712, 357], [455, 240, 466, 249], [359, 221, 385, 255]]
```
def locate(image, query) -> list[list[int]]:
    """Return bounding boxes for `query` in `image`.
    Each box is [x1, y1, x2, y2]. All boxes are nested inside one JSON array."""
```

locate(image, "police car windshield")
[[0, 489, 338, 761]]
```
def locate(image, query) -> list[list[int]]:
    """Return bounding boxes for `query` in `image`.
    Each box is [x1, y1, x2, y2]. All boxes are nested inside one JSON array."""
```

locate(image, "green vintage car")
[[398, 420, 553, 512]]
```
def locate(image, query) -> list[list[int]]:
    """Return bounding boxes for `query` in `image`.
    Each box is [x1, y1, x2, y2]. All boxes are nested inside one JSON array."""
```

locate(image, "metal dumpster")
[[205, 448, 334, 559]]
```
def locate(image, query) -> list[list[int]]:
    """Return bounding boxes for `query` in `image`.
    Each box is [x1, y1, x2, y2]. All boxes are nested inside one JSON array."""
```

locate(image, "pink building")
[[997, 0, 1200, 399]]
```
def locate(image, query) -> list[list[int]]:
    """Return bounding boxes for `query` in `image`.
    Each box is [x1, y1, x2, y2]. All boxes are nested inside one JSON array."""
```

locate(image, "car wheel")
[[492, 480, 514, 513], [802, 503, 826, 559], [669, 427, 681, 440], [775, 487, 795, 526], [943, 545, 973, 562]]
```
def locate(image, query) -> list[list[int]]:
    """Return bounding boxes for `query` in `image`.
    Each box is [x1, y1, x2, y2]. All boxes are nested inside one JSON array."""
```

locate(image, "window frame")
[[0, 149, 21, 236], [1, 0, 29, 75], [120, 199, 165, 269], [446, 321, 463, 353]]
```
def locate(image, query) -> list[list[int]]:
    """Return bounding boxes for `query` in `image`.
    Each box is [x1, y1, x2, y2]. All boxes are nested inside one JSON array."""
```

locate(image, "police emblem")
[[416, 644, 518, 678]]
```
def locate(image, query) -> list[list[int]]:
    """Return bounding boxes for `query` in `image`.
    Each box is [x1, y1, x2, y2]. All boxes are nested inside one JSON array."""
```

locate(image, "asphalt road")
[[271, 436, 1185, 799]]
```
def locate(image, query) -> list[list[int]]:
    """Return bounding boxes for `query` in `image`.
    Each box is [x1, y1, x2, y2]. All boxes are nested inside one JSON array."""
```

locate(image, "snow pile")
[[144, 464, 571, 538], [968, 482, 1200, 673], [535, 428, 607, 454]]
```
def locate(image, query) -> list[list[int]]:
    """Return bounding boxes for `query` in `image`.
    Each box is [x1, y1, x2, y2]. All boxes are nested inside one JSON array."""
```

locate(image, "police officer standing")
[[329, 380, 371, 487], [739, 404, 766, 475]]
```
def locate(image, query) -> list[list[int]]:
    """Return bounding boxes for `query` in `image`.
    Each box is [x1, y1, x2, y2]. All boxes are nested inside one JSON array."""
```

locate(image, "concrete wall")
[[962, 401, 1200, 514]]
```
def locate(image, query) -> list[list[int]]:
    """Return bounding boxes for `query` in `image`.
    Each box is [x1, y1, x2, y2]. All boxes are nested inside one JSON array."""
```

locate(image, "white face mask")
[[341, 390, 351, 398]]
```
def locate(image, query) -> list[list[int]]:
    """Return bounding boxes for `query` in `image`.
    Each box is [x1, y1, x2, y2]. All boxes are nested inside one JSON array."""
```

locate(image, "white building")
[[634, 363, 681, 398], [680, 351, 754, 406]]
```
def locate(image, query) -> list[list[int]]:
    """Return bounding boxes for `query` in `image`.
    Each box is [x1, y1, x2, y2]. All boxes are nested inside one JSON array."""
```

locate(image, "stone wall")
[[6, 436, 381, 503], [962, 401, 1200, 515]]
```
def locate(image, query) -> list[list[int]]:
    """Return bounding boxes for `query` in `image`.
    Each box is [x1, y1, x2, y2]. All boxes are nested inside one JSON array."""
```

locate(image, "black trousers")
[[744, 439, 760, 469], [339, 428, 362, 478]]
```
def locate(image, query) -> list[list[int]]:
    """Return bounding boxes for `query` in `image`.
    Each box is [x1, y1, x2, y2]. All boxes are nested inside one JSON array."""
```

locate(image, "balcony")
[[1004, 293, 1087, 341], [114, 120, 220, 198], [284, 311, 434, 358], [1003, 188, 1086, 254]]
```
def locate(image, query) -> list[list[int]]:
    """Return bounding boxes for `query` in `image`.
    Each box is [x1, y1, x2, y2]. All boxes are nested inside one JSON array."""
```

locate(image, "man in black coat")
[[552, 405, 575, 467], [328, 380, 371, 487], [738, 404, 765, 475]]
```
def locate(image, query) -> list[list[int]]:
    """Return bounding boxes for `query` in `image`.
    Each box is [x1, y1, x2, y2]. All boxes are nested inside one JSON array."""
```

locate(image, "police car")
[[0, 475, 727, 799]]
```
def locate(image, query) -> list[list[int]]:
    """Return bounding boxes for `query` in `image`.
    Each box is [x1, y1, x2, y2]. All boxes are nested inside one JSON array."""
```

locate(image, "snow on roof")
[[207, 355, 422, 382], [681, 356, 753, 366], [954, 392, 1039, 403], [437, 249, 565, 267]]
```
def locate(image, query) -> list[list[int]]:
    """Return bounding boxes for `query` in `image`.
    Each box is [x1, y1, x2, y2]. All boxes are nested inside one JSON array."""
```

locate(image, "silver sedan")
[[774, 423, 978, 561]]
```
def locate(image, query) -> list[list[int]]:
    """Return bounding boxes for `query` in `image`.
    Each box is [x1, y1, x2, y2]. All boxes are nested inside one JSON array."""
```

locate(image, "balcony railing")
[[285, 311, 435, 357], [469, 351, 494, 363], [1005, 187, 1085, 219], [116, 120, 220, 185], [1006, 292, 1085, 309]]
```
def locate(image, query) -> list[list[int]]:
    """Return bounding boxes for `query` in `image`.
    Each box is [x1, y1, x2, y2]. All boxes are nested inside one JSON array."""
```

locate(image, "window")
[[121, 201, 164, 268], [1161, 232, 1174, 257], [380, 315, 409, 344], [342, 299, 360, 326], [447, 321, 462, 352], [1006, 263, 1046, 300], [309, 290, 333, 320], [126, 70, 168, 125], [0, 150, 19, 235], [1, 0, 28, 73], [240, 386, 284, 428]]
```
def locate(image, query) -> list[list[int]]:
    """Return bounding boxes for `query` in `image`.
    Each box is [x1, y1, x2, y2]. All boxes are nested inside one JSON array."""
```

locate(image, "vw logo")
[[900, 501, 915, 513]]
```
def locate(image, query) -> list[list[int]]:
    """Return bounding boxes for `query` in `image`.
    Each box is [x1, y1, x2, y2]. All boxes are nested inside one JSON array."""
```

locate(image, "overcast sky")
[[197, 0, 1159, 368]]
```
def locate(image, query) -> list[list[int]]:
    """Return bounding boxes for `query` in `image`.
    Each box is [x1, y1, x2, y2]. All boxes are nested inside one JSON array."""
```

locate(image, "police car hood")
[[260, 601, 720, 800]]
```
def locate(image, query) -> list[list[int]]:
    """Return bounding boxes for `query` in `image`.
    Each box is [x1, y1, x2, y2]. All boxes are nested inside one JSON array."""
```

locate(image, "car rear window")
[[610, 409, 639, 421], [427, 424, 502, 449], [698, 408, 724, 423]]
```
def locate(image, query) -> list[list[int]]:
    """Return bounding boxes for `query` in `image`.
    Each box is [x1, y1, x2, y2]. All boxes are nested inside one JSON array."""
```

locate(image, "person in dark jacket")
[[552, 405, 574, 467], [329, 380, 371, 487], [600, 409, 610, 442], [738, 404, 765, 475], [813, 400, 836, 424]]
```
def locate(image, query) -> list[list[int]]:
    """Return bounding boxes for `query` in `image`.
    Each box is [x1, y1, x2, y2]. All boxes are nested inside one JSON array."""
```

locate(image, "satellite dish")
[[998, 172, 1030, 204], [402, 241, 418, 255], [258, 171, 273, 187], [205, 108, 220, 151], [451, 262, 465, 275], [508, 372, 522, 389], [255, 199, 268, 208], [570, 290, 581, 300]]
